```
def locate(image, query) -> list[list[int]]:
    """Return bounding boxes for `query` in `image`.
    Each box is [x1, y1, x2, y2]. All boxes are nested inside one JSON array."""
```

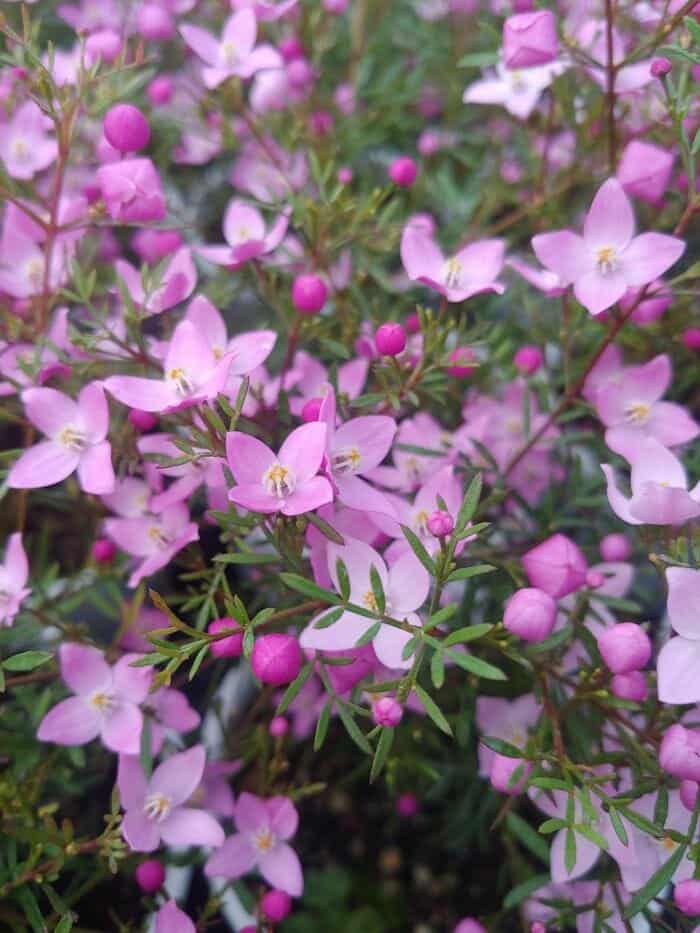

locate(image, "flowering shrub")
[[2, 0, 700, 930]]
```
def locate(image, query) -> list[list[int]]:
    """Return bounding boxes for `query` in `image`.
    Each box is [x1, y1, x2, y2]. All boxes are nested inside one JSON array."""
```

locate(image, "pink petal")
[[462, 77, 509, 107], [601, 464, 641, 525], [388, 552, 430, 614], [59, 642, 111, 694], [122, 809, 161, 852], [156, 901, 195, 933], [667, 567, 700, 638], [259, 843, 303, 896], [37, 696, 100, 745], [204, 833, 257, 878], [104, 376, 177, 412], [583, 178, 635, 251], [267, 797, 298, 840], [279, 422, 327, 482], [400, 225, 444, 282], [78, 382, 109, 442], [196, 245, 236, 267], [227, 330, 277, 377], [165, 320, 216, 382], [531, 231, 591, 285], [646, 402, 699, 448], [160, 807, 224, 848], [372, 623, 415, 670], [335, 474, 398, 518], [21, 387, 79, 438], [327, 538, 387, 600], [281, 476, 333, 516], [235, 792, 270, 833], [621, 233, 685, 286], [150, 745, 206, 806], [574, 268, 628, 316], [299, 610, 374, 653], [223, 200, 266, 245], [118, 753, 148, 810], [229, 484, 281, 513], [77, 441, 115, 495], [452, 238, 505, 289], [657, 637, 700, 704], [101, 703, 143, 754], [222, 9, 257, 55], [332, 416, 396, 473], [113, 653, 153, 703], [226, 431, 276, 484], [179, 23, 219, 65], [631, 439, 687, 489], [630, 484, 700, 525], [8, 440, 79, 489], [185, 296, 227, 350], [103, 517, 157, 557], [5, 533, 28, 587], [550, 827, 601, 883]]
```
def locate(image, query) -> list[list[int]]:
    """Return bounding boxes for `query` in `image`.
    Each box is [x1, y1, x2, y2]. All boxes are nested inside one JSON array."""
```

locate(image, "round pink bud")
[[375, 322, 407, 356], [680, 780, 699, 811], [287, 58, 315, 90], [597, 623, 651, 675], [309, 110, 334, 136], [600, 533, 631, 561], [279, 37, 305, 62], [147, 75, 174, 106], [446, 346, 477, 377], [675, 879, 700, 916], [503, 587, 557, 643], [586, 570, 605, 589], [251, 634, 302, 686], [514, 345, 543, 375], [92, 538, 116, 564], [269, 715, 289, 738], [682, 327, 700, 350], [128, 409, 157, 432], [490, 753, 532, 795], [396, 793, 419, 817], [292, 275, 327, 314], [660, 724, 700, 782], [454, 921, 487, 933], [104, 104, 151, 154], [651, 57, 672, 78], [611, 670, 647, 702], [388, 156, 418, 187], [135, 859, 165, 893], [301, 397, 323, 422], [137, 4, 175, 40], [208, 618, 244, 659], [337, 166, 353, 184], [261, 889, 292, 922], [406, 312, 421, 334], [372, 697, 403, 727], [426, 510, 454, 538], [85, 30, 123, 65]]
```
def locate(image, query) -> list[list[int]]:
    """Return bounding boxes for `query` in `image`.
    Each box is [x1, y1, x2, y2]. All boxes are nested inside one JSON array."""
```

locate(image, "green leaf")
[[370, 727, 395, 782], [538, 818, 568, 834], [564, 829, 577, 874], [624, 840, 687, 917], [574, 824, 608, 851], [313, 607, 345, 629], [139, 716, 153, 779], [452, 652, 506, 681], [424, 604, 457, 631], [335, 558, 351, 602], [401, 635, 418, 661], [502, 873, 550, 910], [415, 684, 453, 737], [455, 473, 482, 531], [337, 704, 372, 754], [400, 525, 436, 575], [280, 573, 339, 603], [369, 564, 386, 614], [314, 701, 332, 751], [355, 621, 381, 647], [55, 917, 74, 933], [457, 50, 499, 68], [608, 807, 628, 847], [654, 785, 669, 828], [443, 624, 492, 646], [481, 736, 523, 758], [306, 511, 346, 546], [214, 551, 279, 565], [531, 777, 571, 791], [505, 812, 550, 864], [447, 564, 495, 583], [430, 650, 445, 689], [3, 650, 53, 672], [277, 662, 314, 714]]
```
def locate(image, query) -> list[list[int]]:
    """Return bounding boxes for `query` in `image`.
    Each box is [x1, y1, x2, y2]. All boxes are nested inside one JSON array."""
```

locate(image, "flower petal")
[[583, 178, 635, 251], [37, 696, 100, 745], [160, 807, 224, 848], [657, 637, 700, 704], [150, 745, 206, 807]]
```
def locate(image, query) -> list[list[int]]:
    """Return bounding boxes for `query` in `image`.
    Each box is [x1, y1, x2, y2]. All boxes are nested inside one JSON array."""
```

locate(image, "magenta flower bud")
[[388, 156, 418, 188], [137, 4, 175, 40], [599, 533, 631, 561], [503, 587, 557, 642], [92, 538, 116, 564], [337, 166, 353, 184], [208, 618, 244, 659], [426, 510, 454, 539], [675, 879, 700, 916], [597, 623, 651, 674], [279, 37, 305, 62], [522, 533, 588, 599], [513, 344, 543, 375], [135, 859, 165, 893], [97, 158, 166, 223], [586, 570, 605, 589], [682, 327, 700, 351], [454, 921, 487, 933], [309, 110, 334, 136], [85, 30, 123, 65], [128, 409, 157, 432], [617, 141, 674, 205], [292, 275, 327, 314], [261, 889, 292, 922], [269, 715, 289, 738], [680, 780, 699, 811], [373, 697, 403, 727], [375, 322, 407, 356], [301, 397, 323, 422], [651, 57, 672, 78], [396, 792, 419, 817], [131, 228, 182, 263], [147, 75, 174, 106], [490, 753, 532, 795], [104, 104, 151, 154], [611, 670, 647, 702], [530, 924, 546, 933], [503, 10, 558, 69], [251, 634, 302, 686], [287, 58, 315, 90], [659, 724, 700, 781], [446, 346, 477, 377], [406, 312, 421, 334]]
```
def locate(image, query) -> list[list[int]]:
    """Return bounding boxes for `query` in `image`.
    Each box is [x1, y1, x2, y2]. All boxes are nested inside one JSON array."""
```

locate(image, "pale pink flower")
[[115, 247, 197, 316], [0, 101, 57, 180], [197, 199, 289, 269], [0, 534, 31, 627]]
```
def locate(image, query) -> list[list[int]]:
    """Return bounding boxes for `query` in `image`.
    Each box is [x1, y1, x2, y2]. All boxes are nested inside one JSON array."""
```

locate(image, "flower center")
[[443, 257, 463, 290], [168, 367, 193, 396], [661, 835, 677, 852], [331, 447, 361, 475], [415, 509, 430, 534], [252, 828, 276, 853], [89, 689, 117, 714], [143, 792, 172, 822], [263, 462, 296, 498], [595, 245, 618, 275], [509, 71, 527, 93], [148, 525, 170, 548], [624, 402, 650, 424], [58, 425, 86, 452], [25, 256, 45, 288], [235, 226, 250, 243], [11, 137, 30, 162], [221, 39, 238, 67]]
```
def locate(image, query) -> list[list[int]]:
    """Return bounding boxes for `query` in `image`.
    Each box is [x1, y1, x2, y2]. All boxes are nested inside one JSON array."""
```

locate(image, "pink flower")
[[226, 423, 333, 516], [180, 9, 281, 89], [197, 199, 289, 269], [104, 319, 235, 413], [0, 533, 31, 627], [463, 61, 564, 120], [300, 538, 429, 668], [0, 101, 57, 180], [601, 439, 700, 525], [521, 533, 588, 599], [502, 10, 558, 69], [118, 745, 224, 852], [155, 901, 195, 933], [616, 140, 674, 206], [532, 178, 685, 316], [0, 229, 68, 299], [97, 158, 166, 223], [115, 247, 197, 316], [205, 792, 303, 896], [401, 221, 505, 303], [38, 644, 152, 754], [657, 568, 700, 704], [8, 384, 115, 494]]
